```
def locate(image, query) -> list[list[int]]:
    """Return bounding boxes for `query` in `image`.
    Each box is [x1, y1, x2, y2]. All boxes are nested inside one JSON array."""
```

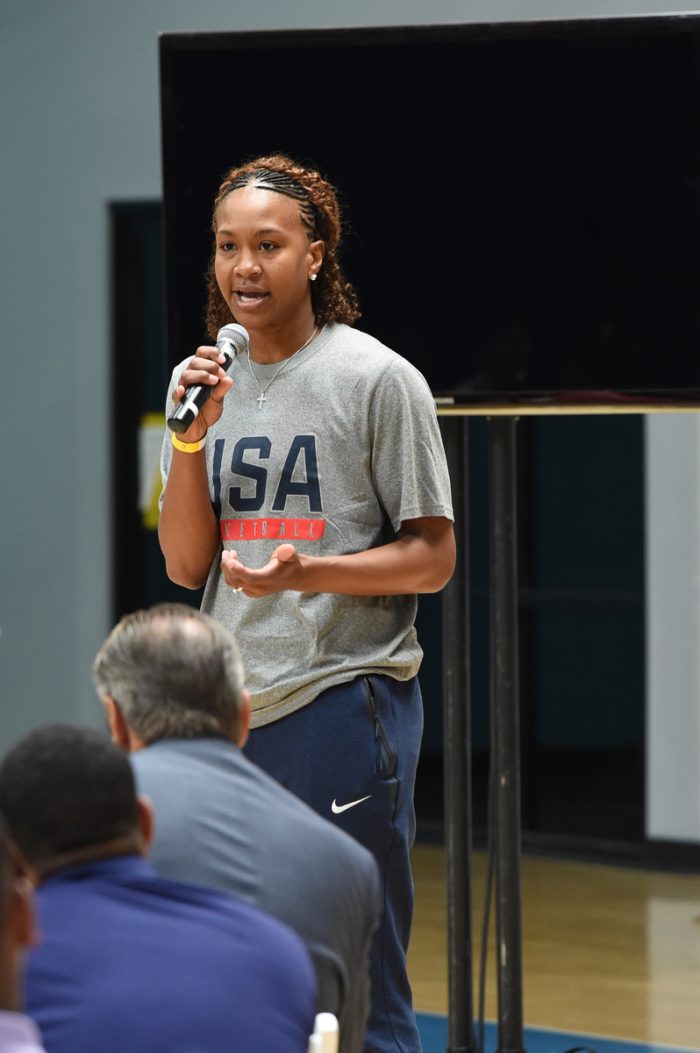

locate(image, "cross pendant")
[[256, 391, 267, 409]]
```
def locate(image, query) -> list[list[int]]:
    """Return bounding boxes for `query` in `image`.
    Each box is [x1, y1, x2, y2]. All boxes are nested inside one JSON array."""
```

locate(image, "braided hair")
[[205, 154, 360, 339]]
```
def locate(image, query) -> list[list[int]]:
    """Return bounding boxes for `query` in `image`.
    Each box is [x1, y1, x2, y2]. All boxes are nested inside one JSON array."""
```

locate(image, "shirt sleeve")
[[368, 356, 454, 534]]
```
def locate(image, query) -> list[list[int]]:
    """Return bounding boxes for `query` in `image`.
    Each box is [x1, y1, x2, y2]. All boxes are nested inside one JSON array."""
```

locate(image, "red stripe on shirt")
[[220, 518, 327, 542]]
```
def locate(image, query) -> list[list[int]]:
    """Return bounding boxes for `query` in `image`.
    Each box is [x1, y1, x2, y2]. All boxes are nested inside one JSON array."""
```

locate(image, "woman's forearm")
[[158, 449, 220, 588]]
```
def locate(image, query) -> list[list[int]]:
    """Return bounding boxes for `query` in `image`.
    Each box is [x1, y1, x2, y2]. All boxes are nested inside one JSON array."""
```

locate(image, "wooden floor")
[[408, 844, 700, 1049]]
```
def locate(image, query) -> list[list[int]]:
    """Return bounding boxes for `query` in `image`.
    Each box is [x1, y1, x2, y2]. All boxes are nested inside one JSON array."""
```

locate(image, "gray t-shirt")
[[161, 323, 453, 726]]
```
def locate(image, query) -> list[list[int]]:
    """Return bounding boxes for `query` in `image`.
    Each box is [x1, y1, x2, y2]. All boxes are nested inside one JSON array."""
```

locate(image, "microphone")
[[167, 324, 249, 434]]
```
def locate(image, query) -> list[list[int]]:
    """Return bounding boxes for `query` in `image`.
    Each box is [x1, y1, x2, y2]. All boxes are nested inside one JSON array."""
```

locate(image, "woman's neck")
[[248, 316, 319, 364]]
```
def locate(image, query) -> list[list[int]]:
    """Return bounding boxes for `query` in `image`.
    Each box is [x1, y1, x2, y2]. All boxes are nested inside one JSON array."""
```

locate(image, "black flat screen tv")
[[160, 16, 700, 412]]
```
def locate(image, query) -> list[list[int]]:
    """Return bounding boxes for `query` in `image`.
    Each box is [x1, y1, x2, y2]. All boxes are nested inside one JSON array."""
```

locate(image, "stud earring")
[[310, 273, 318, 282]]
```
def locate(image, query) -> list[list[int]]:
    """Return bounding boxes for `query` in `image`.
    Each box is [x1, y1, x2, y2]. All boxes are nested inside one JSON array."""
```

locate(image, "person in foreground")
[[0, 725, 316, 1053], [158, 153, 455, 1053], [0, 815, 45, 1053], [93, 601, 381, 1053]]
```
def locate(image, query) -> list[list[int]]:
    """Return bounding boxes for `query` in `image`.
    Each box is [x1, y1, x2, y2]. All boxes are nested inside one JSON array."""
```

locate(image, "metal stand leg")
[[442, 416, 476, 1053], [489, 416, 525, 1053]]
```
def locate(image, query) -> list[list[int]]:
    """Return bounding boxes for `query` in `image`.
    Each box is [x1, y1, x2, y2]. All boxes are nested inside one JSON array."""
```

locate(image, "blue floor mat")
[[416, 1013, 700, 1053]]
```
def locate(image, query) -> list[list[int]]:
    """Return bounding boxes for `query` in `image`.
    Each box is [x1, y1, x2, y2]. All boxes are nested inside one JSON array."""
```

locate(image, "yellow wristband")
[[171, 433, 207, 454]]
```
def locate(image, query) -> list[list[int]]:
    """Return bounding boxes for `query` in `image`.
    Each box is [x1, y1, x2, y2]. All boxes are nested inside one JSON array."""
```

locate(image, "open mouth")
[[234, 290, 269, 306]]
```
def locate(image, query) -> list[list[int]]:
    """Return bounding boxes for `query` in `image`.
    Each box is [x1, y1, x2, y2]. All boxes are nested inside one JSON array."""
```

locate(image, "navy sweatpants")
[[244, 674, 424, 1053]]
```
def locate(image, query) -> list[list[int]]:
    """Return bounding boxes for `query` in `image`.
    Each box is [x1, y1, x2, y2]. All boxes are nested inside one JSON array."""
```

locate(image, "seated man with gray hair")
[[0, 725, 316, 1053], [92, 603, 381, 1053]]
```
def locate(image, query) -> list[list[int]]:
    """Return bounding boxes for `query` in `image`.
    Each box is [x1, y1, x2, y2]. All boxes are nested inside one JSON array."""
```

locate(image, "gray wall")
[[646, 415, 700, 841], [1, 0, 699, 840]]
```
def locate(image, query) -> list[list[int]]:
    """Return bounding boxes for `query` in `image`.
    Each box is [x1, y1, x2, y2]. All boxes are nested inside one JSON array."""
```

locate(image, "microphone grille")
[[216, 323, 249, 356]]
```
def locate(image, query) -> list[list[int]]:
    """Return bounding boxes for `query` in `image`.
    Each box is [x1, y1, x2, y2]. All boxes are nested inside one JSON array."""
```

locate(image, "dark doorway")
[[110, 202, 203, 620]]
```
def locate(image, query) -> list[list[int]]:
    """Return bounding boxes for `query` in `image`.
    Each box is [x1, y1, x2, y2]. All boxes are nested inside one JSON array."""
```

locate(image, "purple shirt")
[[24, 855, 316, 1053]]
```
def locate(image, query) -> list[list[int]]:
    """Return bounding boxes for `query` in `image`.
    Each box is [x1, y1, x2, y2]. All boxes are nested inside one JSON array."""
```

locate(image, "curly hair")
[[205, 154, 360, 339]]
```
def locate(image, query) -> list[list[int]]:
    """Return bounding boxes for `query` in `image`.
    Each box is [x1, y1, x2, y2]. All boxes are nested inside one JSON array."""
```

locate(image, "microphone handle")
[[167, 347, 234, 435]]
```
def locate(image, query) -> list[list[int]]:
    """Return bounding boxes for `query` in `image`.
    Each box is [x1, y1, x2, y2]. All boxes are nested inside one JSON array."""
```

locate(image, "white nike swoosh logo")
[[331, 795, 372, 815]]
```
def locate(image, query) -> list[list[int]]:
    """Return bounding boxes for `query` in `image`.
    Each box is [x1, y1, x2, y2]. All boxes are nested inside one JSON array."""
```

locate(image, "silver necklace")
[[245, 326, 319, 409]]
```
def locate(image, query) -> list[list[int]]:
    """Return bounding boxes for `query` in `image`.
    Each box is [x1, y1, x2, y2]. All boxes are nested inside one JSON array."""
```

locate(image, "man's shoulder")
[[131, 737, 238, 785], [161, 869, 312, 956], [38, 853, 306, 951], [133, 739, 378, 886]]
